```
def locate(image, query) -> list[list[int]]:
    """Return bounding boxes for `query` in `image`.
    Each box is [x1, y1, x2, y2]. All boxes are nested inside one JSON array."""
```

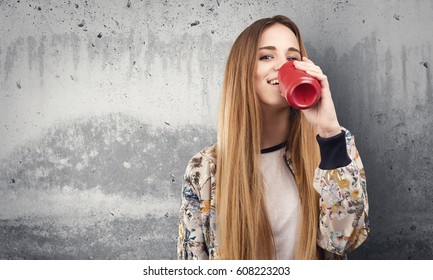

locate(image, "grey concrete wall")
[[0, 0, 432, 259]]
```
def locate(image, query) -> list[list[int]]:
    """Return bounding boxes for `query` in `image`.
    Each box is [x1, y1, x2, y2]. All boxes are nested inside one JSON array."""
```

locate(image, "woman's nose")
[[274, 56, 287, 71]]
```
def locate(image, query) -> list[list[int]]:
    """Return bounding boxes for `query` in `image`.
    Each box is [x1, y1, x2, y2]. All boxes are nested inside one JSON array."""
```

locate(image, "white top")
[[260, 145, 300, 259]]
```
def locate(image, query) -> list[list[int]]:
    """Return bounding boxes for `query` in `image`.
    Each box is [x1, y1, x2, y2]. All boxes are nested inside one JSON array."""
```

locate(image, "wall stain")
[[4, 37, 24, 84], [0, 112, 216, 259], [309, 32, 433, 260], [424, 44, 432, 106], [401, 46, 407, 94], [3, 28, 229, 106], [190, 20, 200, 27], [26, 35, 46, 87]]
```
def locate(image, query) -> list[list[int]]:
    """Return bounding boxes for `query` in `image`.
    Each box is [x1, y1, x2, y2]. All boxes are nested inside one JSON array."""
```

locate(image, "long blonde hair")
[[216, 15, 320, 260]]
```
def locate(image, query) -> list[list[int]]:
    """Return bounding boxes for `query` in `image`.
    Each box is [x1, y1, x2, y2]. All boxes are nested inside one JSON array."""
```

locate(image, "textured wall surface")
[[0, 0, 432, 259]]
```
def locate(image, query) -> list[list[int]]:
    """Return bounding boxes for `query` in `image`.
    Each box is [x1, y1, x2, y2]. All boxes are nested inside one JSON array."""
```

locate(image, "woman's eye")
[[259, 55, 273, 60], [287, 57, 299, 61]]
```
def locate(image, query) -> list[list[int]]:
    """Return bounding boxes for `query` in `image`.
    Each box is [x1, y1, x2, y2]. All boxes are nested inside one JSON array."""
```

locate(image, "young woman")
[[177, 15, 369, 260]]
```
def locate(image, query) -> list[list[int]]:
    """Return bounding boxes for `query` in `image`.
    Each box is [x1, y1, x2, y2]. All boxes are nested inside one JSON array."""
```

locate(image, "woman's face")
[[254, 23, 302, 109]]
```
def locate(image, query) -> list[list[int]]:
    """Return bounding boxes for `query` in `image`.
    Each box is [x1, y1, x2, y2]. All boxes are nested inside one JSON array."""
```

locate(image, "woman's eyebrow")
[[258, 46, 301, 54]]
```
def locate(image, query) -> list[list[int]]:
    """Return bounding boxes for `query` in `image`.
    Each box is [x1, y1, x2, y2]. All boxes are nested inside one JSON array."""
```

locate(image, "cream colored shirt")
[[261, 145, 300, 260]]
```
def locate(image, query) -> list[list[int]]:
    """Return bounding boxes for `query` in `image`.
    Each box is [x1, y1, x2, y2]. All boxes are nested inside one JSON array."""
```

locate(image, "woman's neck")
[[260, 106, 290, 149]]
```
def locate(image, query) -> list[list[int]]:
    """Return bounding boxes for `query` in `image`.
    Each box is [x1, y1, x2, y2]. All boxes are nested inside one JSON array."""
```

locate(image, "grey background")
[[0, 0, 432, 259]]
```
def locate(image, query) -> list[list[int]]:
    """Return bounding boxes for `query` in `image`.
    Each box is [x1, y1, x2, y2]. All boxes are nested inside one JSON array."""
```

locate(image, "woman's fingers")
[[294, 59, 328, 83], [305, 71, 327, 81], [294, 60, 321, 73], [301, 56, 316, 65]]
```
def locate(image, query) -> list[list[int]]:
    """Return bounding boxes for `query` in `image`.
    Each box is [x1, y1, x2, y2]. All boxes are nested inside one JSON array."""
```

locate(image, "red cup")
[[278, 61, 322, 110]]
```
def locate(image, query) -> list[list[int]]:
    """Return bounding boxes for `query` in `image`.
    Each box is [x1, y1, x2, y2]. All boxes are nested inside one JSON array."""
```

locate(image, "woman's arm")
[[292, 57, 369, 255], [313, 129, 369, 255], [177, 154, 210, 260]]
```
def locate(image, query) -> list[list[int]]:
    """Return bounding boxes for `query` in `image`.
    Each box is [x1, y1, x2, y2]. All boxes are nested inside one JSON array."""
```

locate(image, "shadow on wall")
[[0, 113, 216, 259]]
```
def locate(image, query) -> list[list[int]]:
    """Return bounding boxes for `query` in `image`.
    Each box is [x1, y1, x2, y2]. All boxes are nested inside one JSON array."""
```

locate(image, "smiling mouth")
[[268, 79, 279, 85]]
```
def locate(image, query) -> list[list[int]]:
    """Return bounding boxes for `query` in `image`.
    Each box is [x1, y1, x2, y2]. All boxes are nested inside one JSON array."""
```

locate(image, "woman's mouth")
[[267, 78, 279, 85]]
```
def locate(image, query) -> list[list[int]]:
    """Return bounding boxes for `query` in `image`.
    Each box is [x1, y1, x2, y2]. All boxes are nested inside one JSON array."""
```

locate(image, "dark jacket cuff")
[[316, 130, 351, 170]]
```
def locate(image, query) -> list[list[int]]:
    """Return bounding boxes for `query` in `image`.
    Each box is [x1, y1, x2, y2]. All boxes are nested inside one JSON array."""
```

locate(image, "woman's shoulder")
[[185, 144, 217, 175], [188, 144, 217, 165]]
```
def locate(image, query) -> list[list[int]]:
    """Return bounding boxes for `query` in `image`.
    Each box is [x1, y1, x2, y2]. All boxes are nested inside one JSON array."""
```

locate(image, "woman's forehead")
[[258, 23, 300, 49]]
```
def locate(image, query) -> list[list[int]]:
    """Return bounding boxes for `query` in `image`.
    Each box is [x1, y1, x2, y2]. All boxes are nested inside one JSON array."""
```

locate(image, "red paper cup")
[[278, 61, 322, 110]]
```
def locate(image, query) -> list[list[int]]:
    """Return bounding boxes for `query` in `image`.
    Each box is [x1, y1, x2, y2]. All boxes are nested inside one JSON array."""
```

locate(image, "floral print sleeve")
[[178, 146, 217, 260], [178, 156, 209, 259], [314, 129, 370, 255]]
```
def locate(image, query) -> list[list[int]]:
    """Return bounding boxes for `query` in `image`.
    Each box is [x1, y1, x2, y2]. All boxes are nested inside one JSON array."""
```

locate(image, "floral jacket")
[[177, 129, 369, 260]]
